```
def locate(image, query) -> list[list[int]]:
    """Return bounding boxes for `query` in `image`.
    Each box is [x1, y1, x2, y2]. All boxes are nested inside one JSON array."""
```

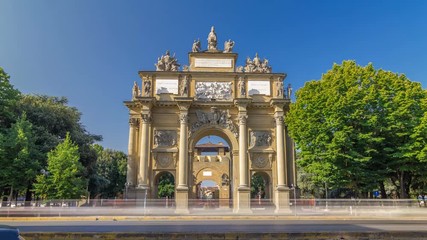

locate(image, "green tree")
[[287, 60, 427, 198], [157, 172, 174, 198], [91, 144, 127, 198], [0, 113, 39, 201], [0, 67, 20, 130], [250, 174, 266, 198], [34, 133, 86, 199], [17, 95, 101, 197]]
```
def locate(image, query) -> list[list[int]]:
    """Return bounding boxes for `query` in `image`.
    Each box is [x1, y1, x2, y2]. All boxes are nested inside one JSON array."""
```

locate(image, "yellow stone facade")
[[124, 29, 296, 213]]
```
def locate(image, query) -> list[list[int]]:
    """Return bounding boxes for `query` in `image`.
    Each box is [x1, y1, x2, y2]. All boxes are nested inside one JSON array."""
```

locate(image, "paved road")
[[2, 219, 427, 233]]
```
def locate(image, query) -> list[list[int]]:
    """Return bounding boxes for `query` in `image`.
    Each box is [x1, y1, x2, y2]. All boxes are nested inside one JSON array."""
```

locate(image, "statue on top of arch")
[[243, 53, 272, 73], [207, 26, 218, 51], [155, 50, 180, 71]]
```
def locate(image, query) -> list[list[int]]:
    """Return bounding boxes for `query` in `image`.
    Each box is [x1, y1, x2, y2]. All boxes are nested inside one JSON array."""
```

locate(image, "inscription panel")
[[195, 58, 232, 68], [156, 79, 179, 94], [248, 80, 270, 96]]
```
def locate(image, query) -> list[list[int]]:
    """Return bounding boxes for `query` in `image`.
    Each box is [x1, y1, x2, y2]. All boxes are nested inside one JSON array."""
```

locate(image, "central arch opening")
[[190, 128, 235, 209]]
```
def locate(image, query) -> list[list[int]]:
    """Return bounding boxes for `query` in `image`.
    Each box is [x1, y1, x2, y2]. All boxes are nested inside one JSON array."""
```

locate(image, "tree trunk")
[[399, 171, 411, 199], [8, 185, 13, 203], [25, 183, 32, 206], [379, 181, 387, 199]]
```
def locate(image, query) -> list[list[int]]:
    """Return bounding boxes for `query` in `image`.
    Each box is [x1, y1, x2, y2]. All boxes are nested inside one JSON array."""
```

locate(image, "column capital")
[[179, 112, 189, 124], [275, 115, 284, 126], [141, 113, 152, 123], [129, 118, 140, 127], [238, 114, 248, 125]]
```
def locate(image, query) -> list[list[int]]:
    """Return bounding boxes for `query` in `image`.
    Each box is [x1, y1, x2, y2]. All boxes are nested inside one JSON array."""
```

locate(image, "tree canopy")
[[0, 67, 20, 129], [34, 133, 86, 199], [286, 60, 427, 198], [0, 67, 122, 202], [91, 144, 127, 198]]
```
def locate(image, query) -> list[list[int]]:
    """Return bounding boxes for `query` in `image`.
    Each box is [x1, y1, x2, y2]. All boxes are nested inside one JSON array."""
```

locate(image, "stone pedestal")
[[135, 186, 149, 207], [274, 186, 291, 214], [175, 187, 190, 214], [235, 187, 252, 214]]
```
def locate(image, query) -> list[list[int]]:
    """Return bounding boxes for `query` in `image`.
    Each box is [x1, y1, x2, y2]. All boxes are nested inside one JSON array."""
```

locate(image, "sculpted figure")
[[207, 26, 217, 51], [155, 57, 164, 71], [144, 78, 151, 96], [181, 76, 189, 96], [155, 50, 180, 71], [132, 81, 139, 100], [250, 131, 256, 148], [223, 39, 235, 53], [192, 39, 201, 52], [287, 83, 292, 99], [253, 53, 261, 68], [163, 50, 171, 63], [244, 57, 254, 72], [244, 54, 272, 73], [236, 66, 243, 72], [238, 77, 246, 97], [261, 59, 272, 73], [276, 80, 284, 97], [154, 131, 161, 146]]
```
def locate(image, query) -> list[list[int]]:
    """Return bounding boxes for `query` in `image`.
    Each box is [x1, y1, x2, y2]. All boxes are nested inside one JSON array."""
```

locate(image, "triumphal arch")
[[124, 27, 296, 213]]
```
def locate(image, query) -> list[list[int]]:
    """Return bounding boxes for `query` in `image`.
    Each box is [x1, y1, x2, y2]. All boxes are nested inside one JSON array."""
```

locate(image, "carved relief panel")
[[154, 152, 177, 169], [154, 130, 177, 147], [195, 82, 232, 100], [249, 131, 272, 148], [190, 107, 238, 137], [250, 153, 272, 169]]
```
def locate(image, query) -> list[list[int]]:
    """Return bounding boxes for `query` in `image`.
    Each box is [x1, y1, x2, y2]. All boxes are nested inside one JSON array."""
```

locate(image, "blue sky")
[[1, 0, 426, 152]]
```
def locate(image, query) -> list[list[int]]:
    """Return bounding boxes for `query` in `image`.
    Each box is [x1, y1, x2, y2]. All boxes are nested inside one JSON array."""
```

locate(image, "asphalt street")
[[2, 219, 427, 233]]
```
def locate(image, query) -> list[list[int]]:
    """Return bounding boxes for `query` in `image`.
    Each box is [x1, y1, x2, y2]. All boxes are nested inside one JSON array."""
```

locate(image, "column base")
[[234, 186, 252, 214], [175, 187, 189, 214], [133, 187, 150, 207], [125, 186, 137, 199], [274, 186, 292, 214]]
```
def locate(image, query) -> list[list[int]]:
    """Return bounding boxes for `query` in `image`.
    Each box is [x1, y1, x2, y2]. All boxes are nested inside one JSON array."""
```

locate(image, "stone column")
[[137, 113, 151, 188], [270, 98, 291, 214], [238, 114, 248, 188], [234, 99, 252, 213], [126, 118, 138, 187], [174, 98, 192, 214], [275, 115, 286, 187], [177, 112, 189, 188]]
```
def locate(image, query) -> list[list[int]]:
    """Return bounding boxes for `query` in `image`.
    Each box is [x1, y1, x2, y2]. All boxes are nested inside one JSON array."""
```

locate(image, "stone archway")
[[124, 27, 296, 214], [189, 126, 237, 209]]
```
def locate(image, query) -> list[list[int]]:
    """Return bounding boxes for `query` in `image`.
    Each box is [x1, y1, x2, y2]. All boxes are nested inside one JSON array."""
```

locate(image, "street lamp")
[[290, 184, 297, 216], [124, 182, 131, 200], [325, 181, 328, 211]]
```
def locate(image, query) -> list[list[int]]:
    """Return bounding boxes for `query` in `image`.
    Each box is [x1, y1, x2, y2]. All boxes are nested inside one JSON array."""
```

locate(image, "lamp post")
[[143, 189, 147, 215], [325, 181, 328, 211], [291, 184, 297, 216], [124, 182, 130, 200]]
